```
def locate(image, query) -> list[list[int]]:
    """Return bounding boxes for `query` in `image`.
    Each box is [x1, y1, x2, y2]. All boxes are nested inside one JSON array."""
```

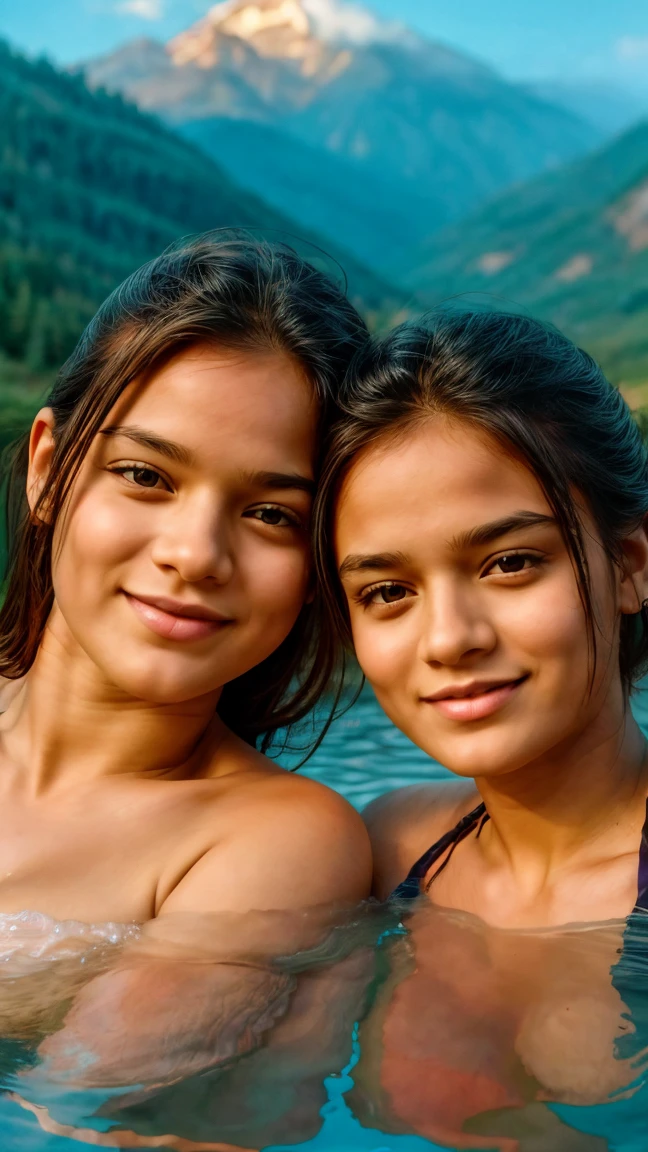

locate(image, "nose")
[[417, 578, 496, 667], [150, 495, 234, 586]]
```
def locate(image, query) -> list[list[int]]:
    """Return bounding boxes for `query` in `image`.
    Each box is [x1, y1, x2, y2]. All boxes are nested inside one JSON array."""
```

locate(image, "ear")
[[618, 517, 648, 616], [26, 408, 56, 521]]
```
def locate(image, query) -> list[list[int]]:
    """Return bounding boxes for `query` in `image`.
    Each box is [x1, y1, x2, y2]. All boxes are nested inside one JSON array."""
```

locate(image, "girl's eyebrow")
[[100, 425, 194, 466], [99, 428, 315, 494], [339, 551, 409, 578], [338, 513, 556, 578], [238, 470, 315, 495], [450, 511, 557, 552]]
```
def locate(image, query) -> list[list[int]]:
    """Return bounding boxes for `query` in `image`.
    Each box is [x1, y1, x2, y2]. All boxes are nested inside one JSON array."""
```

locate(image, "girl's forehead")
[[338, 418, 546, 518], [124, 345, 313, 417], [102, 345, 317, 464]]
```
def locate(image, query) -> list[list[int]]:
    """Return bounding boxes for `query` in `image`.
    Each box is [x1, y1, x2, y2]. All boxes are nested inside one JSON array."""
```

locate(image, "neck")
[[0, 617, 224, 795], [475, 687, 648, 876]]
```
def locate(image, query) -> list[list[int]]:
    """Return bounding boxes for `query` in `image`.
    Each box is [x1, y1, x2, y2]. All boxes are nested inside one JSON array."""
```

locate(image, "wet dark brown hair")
[[314, 312, 648, 690], [0, 232, 369, 749]]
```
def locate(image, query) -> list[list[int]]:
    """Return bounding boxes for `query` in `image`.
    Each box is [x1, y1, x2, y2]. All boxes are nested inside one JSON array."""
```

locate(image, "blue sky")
[[2, 0, 648, 91]]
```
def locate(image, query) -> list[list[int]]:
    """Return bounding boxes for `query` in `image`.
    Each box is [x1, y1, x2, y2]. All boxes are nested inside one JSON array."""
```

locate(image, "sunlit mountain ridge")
[[81, 0, 600, 273]]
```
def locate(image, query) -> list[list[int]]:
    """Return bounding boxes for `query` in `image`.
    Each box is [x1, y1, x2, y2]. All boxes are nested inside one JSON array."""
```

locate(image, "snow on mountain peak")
[[204, 0, 409, 48], [206, 0, 309, 39]]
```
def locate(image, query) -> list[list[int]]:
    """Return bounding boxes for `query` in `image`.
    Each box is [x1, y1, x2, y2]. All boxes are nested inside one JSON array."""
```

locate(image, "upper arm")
[[363, 782, 480, 899], [158, 781, 372, 928]]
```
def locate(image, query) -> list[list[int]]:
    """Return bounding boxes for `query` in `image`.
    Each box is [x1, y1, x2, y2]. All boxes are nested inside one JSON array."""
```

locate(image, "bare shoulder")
[[211, 728, 369, 832], [240, 759, 373, 899], [363, 779, 480, 899], [160, 733, 372, 916]]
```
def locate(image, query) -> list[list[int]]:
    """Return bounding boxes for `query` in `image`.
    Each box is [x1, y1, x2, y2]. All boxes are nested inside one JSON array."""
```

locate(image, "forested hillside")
[[405, 122, 648, 394], [0, 38, 400, 401]]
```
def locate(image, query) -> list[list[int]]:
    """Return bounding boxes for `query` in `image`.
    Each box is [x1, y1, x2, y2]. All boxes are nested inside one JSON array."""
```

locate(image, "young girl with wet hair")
[[316, 310, 648, 926], [313, 311, 648, 1149], [0, 232, 372, 924], [0, 233, 374, 1109]]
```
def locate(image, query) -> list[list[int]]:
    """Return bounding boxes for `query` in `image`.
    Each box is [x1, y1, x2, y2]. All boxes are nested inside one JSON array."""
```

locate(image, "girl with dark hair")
[[0, 232, 374, 1099], [317, 310, 648, 926], [313, 312, 648, 1145]]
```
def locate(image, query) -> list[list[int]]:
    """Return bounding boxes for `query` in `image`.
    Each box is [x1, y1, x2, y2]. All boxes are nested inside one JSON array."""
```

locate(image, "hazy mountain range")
[[4, 0, 648, 399], [81, 0, 601, 273]]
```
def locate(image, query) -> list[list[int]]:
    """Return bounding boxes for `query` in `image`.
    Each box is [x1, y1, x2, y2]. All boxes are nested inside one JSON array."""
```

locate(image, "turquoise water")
[[281, 682, 452, 807], [3, 685, 648, 1150]]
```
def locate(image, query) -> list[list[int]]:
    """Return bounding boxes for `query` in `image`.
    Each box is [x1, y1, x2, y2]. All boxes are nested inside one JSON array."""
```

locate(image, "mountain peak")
[[207, 0, 402, 45], [168, 0, 411, 69], [207, 0, 310, 43]]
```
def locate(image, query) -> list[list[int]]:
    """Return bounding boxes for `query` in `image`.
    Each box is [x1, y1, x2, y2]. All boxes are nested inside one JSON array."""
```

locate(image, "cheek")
[[52, 493, 145, 601], [492, 572, 593, 681], [500, 588, 584, 654], [350, 613, 415, 689], [244, 539, 310, 633]]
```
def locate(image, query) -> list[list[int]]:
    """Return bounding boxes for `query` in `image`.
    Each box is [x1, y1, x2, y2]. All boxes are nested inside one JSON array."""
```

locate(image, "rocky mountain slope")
[[81, 0, 600, 274], [403, 122, 648, 391]]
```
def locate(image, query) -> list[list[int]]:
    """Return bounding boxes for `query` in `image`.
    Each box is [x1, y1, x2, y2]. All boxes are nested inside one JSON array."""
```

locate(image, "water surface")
[[2, 684, 648, 1151]]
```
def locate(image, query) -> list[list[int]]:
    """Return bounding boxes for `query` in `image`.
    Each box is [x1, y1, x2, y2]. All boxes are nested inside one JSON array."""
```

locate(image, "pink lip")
[[124, 593, 232, 643], [423, 677, 527, 722]]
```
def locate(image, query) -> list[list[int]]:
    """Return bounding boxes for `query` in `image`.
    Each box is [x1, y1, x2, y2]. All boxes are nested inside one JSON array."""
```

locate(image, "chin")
[[405, 721, 540, 780], [440, 735, 559, 781], [94, 652, 222, 705]]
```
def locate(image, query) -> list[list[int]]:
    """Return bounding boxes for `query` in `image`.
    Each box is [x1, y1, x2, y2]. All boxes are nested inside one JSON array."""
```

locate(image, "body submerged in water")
[[0, 235, 376, 1148], [315, 312, 648, 1148]]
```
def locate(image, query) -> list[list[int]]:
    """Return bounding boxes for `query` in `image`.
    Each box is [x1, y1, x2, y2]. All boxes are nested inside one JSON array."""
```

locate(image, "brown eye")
[[359, 582, 414, 609], [131, 468, 161, 489], [113, 465, 167, 489], [258, 507, 285, 526], [247, 506, 296, 527], [496, 554, 528, 573], [378, 584, 408, 603]]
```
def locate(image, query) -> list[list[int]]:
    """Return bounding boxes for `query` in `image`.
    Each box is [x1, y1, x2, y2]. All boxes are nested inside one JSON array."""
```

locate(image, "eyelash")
[[243, 505, 303, 529], [109, 467, 302, 528], [109, 463, 170, 491], [355, 582, 412, 609], [355, 552, 545, 609], [482, 551, 545, 578]]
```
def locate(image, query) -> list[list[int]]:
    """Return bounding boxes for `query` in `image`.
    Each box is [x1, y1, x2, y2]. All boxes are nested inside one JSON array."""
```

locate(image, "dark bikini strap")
[[635, 798, 648, 912], [391, 801, 487, 903], [394, 796, 648, 911]]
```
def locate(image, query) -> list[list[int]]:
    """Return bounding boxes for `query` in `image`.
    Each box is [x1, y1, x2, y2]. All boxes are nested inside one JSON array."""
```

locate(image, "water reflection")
[[0, 902, 645, 1150], [0, 903, 392, 1150], [350, 903, 648, 1151]]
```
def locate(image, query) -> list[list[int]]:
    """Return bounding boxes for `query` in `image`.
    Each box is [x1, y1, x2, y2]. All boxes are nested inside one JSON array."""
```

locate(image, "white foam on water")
[[0, 911, 140, 973]]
